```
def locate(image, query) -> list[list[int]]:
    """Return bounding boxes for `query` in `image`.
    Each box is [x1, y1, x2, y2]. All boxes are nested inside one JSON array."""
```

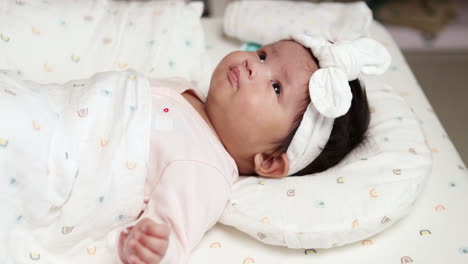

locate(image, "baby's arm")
[[117, 161, 231, 263], [118, 218, 171, 264]]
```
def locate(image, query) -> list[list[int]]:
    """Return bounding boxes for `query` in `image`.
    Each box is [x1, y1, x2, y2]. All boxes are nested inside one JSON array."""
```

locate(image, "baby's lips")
[[228, 66, 240, 88], [232, 65, 240, 81]]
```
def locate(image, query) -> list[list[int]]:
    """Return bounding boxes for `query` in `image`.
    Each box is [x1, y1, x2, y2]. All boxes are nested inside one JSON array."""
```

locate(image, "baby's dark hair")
[[273, 78, 371, 176]]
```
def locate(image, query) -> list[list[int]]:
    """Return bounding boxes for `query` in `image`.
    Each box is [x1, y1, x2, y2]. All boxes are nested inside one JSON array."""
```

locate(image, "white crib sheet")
[[188, 18, 468, 264]]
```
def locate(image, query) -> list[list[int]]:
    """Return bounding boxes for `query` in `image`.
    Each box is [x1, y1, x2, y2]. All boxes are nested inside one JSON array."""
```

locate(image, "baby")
[[0, 33, 387, 263], [117, 33, 389, 264]]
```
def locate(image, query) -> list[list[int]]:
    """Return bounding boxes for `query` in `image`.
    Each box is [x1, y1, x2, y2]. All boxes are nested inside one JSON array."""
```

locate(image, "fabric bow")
[[292, 34, 391, 118]]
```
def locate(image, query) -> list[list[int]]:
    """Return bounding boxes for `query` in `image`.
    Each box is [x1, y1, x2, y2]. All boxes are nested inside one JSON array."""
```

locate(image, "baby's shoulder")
[[149, 77, 197, 94]]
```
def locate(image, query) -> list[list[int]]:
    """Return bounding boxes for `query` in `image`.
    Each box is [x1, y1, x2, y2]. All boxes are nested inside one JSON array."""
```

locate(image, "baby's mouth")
[[228, 66, 240, 88]]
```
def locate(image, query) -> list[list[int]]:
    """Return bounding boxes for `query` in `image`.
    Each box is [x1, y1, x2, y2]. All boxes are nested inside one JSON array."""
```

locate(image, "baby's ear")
[[253, 152, 289, 178]]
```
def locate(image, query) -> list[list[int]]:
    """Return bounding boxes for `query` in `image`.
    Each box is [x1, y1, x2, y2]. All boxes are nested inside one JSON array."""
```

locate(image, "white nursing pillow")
[[219, 77, 432, 248]]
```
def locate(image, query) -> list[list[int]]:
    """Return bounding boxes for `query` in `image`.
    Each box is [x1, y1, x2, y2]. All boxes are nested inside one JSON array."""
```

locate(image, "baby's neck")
[[182, 91, 220, 140]]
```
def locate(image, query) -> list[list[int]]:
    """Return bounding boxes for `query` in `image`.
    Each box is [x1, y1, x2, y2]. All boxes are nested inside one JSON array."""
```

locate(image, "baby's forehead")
[[267, 40, 318, 78], [272, 39, 307, 52], [270, 40, 317, 67]]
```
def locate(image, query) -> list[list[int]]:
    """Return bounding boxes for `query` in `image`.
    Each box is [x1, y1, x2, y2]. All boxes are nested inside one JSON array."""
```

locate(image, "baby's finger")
[[141, 222, 171, 239], [127, 254, 145, 264], [136, 232, 169, 255], [130, 239, 161, 264]]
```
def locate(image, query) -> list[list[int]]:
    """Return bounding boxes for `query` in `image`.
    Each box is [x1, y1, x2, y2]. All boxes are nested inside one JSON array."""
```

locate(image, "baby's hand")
[[119, 218, 171, 264]]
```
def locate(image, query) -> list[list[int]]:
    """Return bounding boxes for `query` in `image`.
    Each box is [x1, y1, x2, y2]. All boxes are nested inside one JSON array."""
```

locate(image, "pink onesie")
[[115, 77, 239, 263]]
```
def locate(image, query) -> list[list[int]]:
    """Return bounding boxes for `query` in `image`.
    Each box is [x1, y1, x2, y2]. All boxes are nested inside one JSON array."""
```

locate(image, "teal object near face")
[[241, 42, 262, 51]]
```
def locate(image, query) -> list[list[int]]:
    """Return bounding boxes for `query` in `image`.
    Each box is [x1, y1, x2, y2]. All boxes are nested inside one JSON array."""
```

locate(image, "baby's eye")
[[272, 82, 281, 95], [258, 52, 266, 62]]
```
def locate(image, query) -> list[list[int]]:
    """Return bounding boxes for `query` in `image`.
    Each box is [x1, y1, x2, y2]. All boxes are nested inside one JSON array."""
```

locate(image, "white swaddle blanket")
[[0, 70, 151, 263], [224, 0, 372, 44]]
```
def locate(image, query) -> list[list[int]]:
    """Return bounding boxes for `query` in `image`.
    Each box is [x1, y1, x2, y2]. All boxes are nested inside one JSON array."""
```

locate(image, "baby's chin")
[[207, 69, 229, 96]]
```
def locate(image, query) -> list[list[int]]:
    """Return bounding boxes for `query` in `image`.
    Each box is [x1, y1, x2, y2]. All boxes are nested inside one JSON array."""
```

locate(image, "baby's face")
[[205, 40, 318, 173]]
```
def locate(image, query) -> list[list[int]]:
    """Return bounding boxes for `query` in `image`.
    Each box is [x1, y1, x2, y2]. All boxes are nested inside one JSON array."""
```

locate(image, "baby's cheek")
[[240, 93, 268, 113], [236, 100, 264, 125]]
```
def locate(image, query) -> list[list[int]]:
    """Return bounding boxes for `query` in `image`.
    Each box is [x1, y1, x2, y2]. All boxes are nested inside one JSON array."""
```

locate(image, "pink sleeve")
[[138, 161, 231, 264]]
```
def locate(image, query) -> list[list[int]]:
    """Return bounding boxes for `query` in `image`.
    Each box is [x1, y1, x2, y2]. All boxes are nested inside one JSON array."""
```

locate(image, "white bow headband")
[[286, 34, 391, 175]]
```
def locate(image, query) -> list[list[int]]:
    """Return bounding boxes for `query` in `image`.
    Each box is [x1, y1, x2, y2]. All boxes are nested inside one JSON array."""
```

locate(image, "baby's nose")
[[243, 59, 254, 79]]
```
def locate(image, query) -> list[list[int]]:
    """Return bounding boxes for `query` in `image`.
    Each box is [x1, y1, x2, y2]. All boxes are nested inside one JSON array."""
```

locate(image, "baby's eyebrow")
[[268, 45, 290, 87], [280, 63, 290, 87], [270, 45, 279, 56]]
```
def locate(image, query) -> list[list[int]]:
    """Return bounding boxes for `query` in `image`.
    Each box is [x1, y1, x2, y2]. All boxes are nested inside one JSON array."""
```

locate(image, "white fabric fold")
[[286, 103, 335, 176], [0, 70, 152, 263], [224, 0, 373, 45]]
